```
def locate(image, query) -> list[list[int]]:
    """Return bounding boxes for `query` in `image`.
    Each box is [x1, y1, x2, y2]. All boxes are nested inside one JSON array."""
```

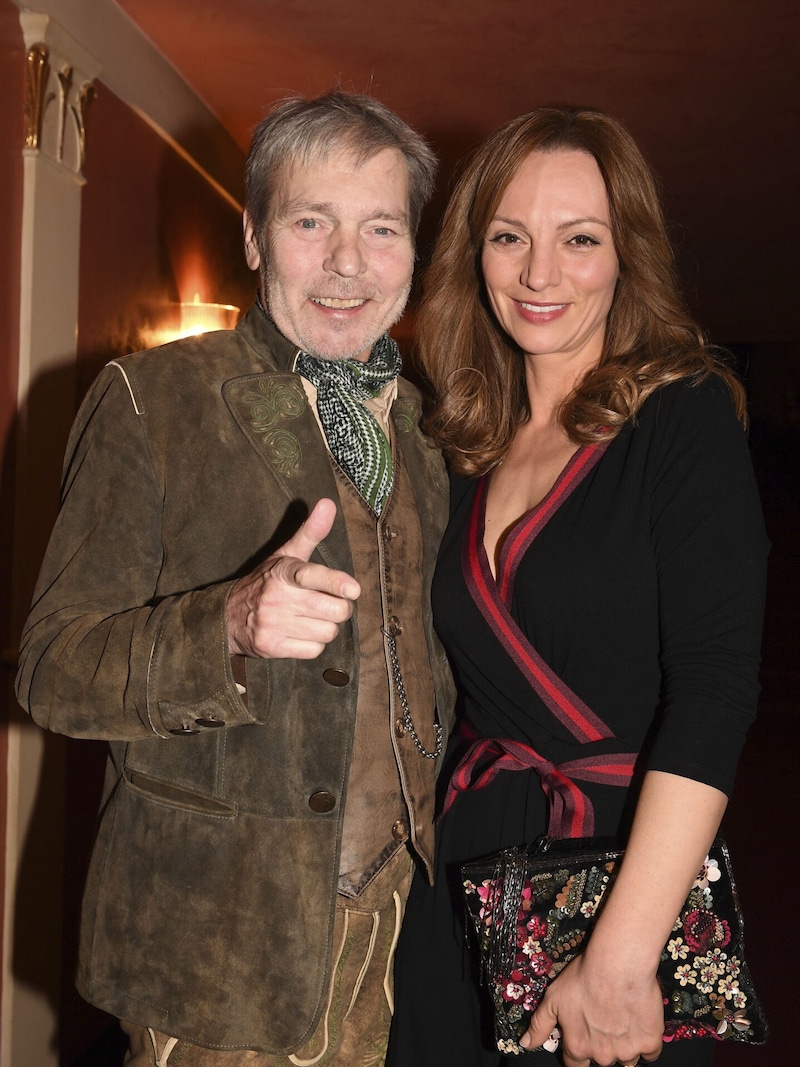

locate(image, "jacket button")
[[383, 526, 398, 542], [168, 724, 201, 736], [392, 819, 409, 842], [194, 716, 225, 727], [308, 791, 336, 814], [394, 718, 406, 739], [323, 668, 350, 687], [387, 616, 402, 636]]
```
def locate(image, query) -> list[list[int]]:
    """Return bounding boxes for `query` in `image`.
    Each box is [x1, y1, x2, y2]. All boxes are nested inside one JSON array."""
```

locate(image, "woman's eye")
[[489, 232, 521, 245], [570, 233, 600, 247]]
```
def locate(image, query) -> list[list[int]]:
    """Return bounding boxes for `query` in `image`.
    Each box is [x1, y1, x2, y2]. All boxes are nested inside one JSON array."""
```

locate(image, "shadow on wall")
[[2, 353, 113, 1065]]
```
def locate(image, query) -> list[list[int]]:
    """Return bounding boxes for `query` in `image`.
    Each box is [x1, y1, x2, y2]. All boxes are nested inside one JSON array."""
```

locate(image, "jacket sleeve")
[[645, 376, 769, 794], [16, 364, 257, 740]]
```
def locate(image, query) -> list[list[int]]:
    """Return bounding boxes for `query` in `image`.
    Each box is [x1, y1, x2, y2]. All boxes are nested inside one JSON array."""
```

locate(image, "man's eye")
[[299, 219, 318, 230]]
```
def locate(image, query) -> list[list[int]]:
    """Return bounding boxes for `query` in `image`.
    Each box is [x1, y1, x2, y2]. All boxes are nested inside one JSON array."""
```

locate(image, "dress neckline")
[[478, 442, 610, 603]]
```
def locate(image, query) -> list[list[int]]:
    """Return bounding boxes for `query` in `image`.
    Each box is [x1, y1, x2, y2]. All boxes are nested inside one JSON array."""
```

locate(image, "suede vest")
[[335, 421, 438, 897]]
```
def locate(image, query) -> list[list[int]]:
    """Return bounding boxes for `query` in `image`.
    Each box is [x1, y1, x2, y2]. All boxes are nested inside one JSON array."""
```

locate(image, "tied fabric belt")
[[442, 732, 636, 837]]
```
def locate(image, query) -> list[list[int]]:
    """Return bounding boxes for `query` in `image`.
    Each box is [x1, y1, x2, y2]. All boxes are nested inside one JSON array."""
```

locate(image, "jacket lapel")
[[222, 373, 352, 574]]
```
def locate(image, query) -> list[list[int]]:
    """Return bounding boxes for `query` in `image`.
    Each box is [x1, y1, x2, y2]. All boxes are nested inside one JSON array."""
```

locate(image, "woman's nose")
[[522, 244, 560, 290]]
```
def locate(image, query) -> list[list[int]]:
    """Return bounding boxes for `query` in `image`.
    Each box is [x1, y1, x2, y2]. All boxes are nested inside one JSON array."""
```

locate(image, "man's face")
[[244, 147, 415, 362]]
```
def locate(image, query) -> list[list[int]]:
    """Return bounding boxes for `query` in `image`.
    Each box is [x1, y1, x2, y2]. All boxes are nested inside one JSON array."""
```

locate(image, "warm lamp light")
[[136, 294, 242, 351], [178, 293, 240, 337]]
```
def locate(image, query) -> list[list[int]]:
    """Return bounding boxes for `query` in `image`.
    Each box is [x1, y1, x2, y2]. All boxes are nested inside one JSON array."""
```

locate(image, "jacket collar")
[[235, 300, 300, 373], [236, 299, 408, 380]]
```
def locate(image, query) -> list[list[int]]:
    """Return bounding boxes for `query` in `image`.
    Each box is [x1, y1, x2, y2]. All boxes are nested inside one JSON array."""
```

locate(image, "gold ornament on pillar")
[[55, 64, 73, 161], [75, 82, 97, 174], [24, 43, 49, 150], [23, 40, 96, 177]]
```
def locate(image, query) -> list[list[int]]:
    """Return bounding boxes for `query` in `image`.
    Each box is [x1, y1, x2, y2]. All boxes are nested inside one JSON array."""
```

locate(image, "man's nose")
[[324, 226, 366, 277]]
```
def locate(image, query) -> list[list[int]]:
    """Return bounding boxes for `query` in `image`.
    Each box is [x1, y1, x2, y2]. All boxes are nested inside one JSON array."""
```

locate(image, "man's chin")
[[291, 328, 384, 363], [303, 345, 372, 363], [268, 299, 407, 361]]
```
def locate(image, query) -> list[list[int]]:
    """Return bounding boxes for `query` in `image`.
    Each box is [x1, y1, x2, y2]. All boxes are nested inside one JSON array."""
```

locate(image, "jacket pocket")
[[123, 769, 237, 818]]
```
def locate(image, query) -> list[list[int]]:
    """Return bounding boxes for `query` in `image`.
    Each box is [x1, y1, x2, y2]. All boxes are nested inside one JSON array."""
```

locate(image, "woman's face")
[[481, 149, 620, 368]]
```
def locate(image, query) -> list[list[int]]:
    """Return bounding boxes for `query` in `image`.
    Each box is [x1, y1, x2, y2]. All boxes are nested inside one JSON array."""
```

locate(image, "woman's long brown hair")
[[416, 107, 745, 476]]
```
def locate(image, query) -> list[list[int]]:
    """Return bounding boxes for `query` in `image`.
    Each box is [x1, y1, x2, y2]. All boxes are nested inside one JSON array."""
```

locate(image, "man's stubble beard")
[[259, 257, 411, 364]]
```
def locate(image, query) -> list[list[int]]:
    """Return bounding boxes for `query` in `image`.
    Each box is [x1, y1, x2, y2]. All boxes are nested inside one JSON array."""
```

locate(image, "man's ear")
[[243, 210, 262, 271]]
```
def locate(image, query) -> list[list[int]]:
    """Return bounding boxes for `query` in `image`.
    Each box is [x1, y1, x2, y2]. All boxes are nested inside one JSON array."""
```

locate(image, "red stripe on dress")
[[463, 453, 612, 744], [498, 442, 610, 603]]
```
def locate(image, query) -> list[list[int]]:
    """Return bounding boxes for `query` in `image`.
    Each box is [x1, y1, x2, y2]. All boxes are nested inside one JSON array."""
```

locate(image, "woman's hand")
[[520, 770, 729, 1066], [520, 948, 664, 1066]]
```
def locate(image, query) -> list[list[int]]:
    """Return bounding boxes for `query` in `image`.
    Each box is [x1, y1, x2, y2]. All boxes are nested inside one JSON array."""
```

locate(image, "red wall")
[[76, 86, 253, 398]]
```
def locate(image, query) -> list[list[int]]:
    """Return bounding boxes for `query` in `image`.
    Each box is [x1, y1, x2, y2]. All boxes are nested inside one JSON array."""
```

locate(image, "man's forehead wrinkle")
[[279, 145, 389, 191], [275, 196, 409, 225], [281, 197, 336, 216]]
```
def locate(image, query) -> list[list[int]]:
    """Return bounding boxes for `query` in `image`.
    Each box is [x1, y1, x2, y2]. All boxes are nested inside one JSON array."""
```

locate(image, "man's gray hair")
[[245, 89, 437, 240]]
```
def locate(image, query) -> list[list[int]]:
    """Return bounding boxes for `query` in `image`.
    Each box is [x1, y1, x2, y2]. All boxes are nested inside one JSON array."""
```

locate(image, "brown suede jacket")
[[16, 305, 455, 1052]]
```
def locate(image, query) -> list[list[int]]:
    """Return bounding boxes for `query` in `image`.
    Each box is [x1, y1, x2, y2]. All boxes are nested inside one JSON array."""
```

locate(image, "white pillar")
[[2, 12, 100, 1067]]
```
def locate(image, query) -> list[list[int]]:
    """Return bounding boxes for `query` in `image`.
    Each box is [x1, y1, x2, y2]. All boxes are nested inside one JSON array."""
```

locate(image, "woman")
[[388, 107, 768, 1067]]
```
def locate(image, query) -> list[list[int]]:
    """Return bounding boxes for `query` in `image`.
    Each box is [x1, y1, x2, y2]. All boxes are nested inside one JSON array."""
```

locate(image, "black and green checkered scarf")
[[296, 335, 401, 514]]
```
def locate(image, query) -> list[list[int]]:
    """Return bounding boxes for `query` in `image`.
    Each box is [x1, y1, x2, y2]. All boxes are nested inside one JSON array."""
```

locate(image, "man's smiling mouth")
[[311, 297, 368, 309]]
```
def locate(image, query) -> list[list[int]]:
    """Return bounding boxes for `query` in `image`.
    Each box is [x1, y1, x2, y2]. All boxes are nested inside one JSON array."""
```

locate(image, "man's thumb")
[[276, 499, 337, 562]]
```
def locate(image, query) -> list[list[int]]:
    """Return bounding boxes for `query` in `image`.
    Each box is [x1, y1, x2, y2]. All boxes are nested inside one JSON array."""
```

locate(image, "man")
[[16, 90, 454, 1066]]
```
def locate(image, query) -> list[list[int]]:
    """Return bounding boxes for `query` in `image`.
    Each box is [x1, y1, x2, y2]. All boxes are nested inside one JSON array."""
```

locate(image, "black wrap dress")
[[388, 377, 768, 1066]]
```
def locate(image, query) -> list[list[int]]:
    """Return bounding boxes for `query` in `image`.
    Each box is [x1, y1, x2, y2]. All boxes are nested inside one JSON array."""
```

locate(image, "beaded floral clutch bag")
[[462, 836, 768, 1055]]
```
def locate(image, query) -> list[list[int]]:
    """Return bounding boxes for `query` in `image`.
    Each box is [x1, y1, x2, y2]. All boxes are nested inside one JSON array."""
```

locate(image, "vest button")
[[322, 668, 350, 687], [308, 791, 336, 814], [392, 819, 409, 842], [387, 616, 403, 636], [394, 718, 406, 739], [194, 716, 225, 728], [383, 526, 398, 542]]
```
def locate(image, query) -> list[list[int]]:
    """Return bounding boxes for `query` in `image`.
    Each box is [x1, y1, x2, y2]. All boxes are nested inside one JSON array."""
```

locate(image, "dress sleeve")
[[645, 376, 769, 794], [15, 364, 256, 741]]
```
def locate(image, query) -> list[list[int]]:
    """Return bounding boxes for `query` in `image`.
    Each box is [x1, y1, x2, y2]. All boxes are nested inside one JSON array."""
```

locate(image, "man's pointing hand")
[[226, 498, 360, 659]]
